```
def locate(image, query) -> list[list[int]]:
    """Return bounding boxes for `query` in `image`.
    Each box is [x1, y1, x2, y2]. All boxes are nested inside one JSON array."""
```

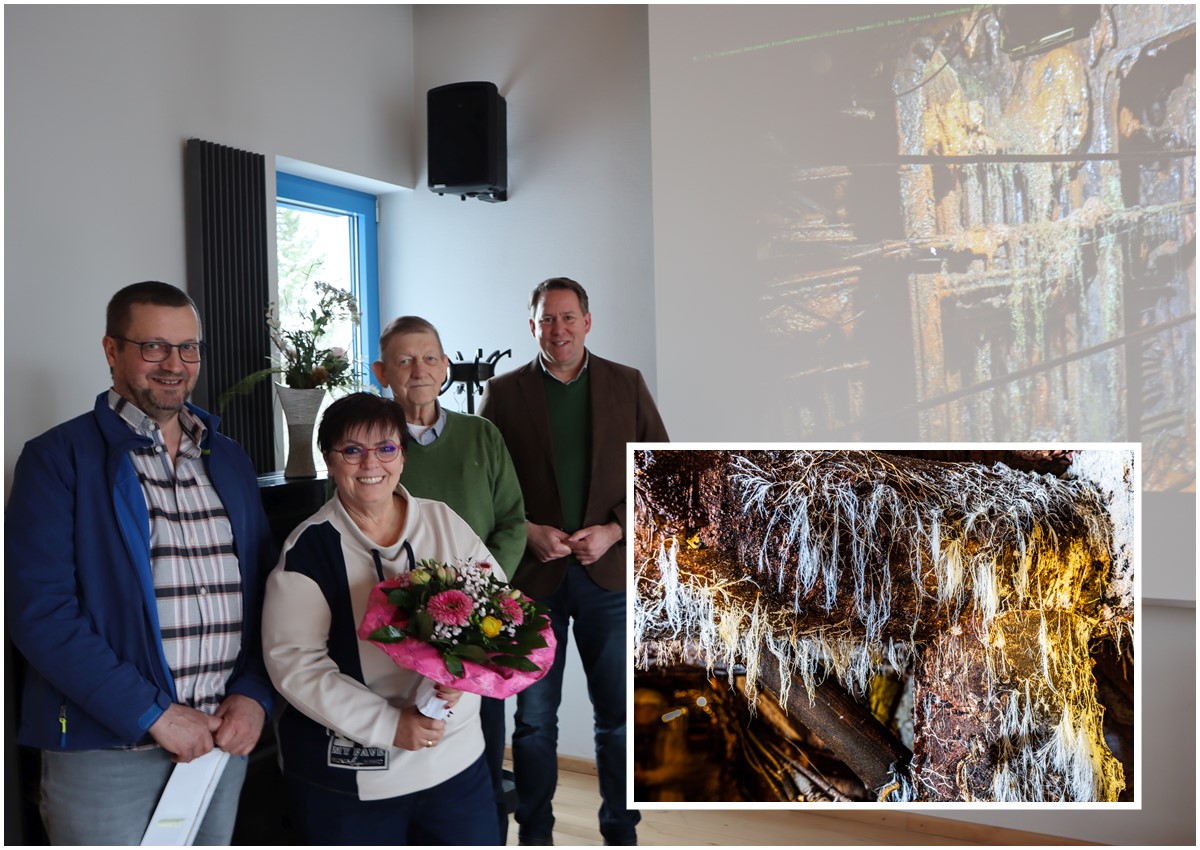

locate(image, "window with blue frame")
[[275, 173, 380, 382]]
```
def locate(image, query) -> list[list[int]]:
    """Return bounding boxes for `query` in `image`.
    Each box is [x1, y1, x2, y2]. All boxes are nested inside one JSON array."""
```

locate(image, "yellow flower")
[[410, 569, 431, 586], [481, 616, 503, 638]]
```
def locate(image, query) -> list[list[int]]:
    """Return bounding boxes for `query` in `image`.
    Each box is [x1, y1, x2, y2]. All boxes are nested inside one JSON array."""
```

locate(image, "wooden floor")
[[505, 762, 1096, 846]]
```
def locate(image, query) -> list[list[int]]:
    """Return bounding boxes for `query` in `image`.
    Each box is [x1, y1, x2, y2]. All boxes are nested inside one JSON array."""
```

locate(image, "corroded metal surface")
[[758, 5, 1195, 489]]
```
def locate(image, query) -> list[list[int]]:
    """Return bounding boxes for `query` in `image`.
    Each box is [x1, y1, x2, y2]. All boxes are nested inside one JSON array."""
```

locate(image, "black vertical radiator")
[[185, 138, 275, 473]]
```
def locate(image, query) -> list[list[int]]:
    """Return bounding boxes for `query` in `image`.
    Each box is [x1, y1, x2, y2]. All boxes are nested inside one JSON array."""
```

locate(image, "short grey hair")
[[378, 315, 445, 358]]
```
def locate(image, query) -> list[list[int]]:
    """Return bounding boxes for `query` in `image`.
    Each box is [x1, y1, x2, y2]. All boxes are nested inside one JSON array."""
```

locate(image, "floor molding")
[[504, 747, 598, 777], [558, 753, 598, 777], [541, 754, 1089, 845]]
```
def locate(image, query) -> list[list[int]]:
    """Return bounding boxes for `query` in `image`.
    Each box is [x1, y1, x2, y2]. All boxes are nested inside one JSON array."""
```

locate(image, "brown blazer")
[[478, 352, 669, 597]]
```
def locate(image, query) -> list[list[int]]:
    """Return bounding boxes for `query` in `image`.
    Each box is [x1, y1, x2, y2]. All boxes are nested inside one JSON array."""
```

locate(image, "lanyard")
[[371, 540, 416, 583]]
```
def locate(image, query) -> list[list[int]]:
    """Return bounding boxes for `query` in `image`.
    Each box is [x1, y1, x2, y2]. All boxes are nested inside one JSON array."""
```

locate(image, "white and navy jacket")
[[262, 487, 492, 800]]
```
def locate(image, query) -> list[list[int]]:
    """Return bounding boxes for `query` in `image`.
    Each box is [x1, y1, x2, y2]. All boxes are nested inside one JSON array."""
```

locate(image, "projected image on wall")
[[650, 5, 1194, 492]]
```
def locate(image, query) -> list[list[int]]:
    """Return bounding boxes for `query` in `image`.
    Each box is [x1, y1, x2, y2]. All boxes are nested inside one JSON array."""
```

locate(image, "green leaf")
[[443, 652, 465, 678], [385, 587, 412, 608], [510, 626, 548, 652], [414, 610, 434, 642], [216, 367, 283, 412], [366, 625, 407, 643], [450, 644, 491, 664], [490, 655, 540, 673]]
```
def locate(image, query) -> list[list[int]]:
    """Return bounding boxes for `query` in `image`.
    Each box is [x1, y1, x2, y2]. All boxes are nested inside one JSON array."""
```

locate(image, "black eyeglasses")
[[113, 337, 206, 363], [330, 443, 402, 465]]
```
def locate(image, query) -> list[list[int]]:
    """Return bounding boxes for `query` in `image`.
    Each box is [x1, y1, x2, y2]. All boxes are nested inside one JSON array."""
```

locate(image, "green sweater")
[[542, 368, 591, 534], [399, 410, 527, 580]]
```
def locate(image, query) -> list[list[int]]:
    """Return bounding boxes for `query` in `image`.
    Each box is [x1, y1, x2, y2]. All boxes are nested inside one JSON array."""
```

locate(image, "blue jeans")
[[287, 754, 498, 845], [480, 695, 510, 844], [513, 562, 639, 844], [40, 747, 248, 845]]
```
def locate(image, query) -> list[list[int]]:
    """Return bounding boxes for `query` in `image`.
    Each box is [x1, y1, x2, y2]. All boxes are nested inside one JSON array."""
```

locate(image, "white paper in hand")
[[415, 677, 451, 720], [140, 748, 230, 845]]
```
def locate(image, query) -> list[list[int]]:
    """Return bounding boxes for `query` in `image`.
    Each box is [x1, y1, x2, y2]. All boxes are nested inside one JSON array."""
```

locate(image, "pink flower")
[[498, 595, 524, 626], [427, 590, 473, 627], [393, 572, 412, 588]]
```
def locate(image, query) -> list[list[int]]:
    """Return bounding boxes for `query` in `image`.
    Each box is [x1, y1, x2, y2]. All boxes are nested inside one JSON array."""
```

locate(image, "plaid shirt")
[[109, 391, 243, 714]]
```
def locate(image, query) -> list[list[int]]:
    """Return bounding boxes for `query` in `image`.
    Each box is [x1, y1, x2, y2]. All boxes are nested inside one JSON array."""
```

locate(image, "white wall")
[[385, 4, 657, 393], [390, 4, 657, 763], [3, 3, 415, 480]]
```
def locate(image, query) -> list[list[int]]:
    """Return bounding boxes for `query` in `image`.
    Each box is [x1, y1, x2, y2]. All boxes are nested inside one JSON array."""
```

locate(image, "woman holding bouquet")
[[262, 393, 499, 844]]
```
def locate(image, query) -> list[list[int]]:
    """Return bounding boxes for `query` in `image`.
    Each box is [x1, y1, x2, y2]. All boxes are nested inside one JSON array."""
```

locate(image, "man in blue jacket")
[[5, 281, 275, 845]]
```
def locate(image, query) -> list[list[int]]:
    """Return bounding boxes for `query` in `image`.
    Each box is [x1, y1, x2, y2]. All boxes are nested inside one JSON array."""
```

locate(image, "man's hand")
[[148, 703, 221, 764], [567, 522, 622, 566], [213, 694, 267, 756], [526, 521, 572, 563]]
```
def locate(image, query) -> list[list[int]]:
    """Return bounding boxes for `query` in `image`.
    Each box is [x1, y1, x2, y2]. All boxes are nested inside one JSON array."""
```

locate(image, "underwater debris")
[[634, 448, 1135, 802]]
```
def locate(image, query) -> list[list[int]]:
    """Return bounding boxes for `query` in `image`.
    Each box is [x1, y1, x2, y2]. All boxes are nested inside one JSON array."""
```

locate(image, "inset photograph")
[[632, 447, 1136, 805]]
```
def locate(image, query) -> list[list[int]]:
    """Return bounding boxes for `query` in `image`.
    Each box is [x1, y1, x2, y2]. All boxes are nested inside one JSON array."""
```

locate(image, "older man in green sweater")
[[372, 315, 526, 843]]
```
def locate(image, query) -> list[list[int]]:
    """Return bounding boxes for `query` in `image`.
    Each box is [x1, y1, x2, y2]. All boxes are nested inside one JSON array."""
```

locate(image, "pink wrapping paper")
[[357, 578, 557, 699]]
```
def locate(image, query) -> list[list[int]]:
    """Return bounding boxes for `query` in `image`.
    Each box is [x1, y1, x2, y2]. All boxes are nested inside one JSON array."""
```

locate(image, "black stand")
[[442, 348, 511, 414]]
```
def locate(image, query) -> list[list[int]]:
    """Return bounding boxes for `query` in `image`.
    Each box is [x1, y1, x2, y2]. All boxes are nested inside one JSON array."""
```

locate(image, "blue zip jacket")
[[5, 393, 276, 750]]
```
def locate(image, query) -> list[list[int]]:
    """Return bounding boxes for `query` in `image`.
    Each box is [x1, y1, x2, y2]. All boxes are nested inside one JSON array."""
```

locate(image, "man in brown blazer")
[[479, 277, 668, 846]]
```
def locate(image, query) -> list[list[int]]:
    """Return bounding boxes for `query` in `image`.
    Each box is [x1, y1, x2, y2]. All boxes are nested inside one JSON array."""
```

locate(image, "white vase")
[[276, 385, 327, 478]]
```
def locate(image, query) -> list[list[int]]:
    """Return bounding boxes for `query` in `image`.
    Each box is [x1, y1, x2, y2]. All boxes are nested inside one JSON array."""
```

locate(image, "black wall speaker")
[[428, 81, 507, 202]]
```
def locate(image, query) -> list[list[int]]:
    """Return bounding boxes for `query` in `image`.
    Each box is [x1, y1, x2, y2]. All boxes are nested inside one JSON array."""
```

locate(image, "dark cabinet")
[[231, 473, 329, 844], [256, 471, 330, 550]]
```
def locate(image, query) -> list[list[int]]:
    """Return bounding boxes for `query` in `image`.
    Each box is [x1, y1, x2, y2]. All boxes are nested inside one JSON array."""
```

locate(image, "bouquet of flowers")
[[358, 558, 556, 702], [265, 280, 360, 390], [218, 280, 361, 410]]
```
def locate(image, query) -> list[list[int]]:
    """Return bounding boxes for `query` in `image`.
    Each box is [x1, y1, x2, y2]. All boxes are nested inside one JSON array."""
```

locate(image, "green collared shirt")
[[537, 350, 590, 385]]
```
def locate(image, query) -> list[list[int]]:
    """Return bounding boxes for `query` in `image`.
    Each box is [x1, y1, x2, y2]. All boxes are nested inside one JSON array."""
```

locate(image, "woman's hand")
[[393, 704, 446, 751], [435, 685, 464, 710]]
